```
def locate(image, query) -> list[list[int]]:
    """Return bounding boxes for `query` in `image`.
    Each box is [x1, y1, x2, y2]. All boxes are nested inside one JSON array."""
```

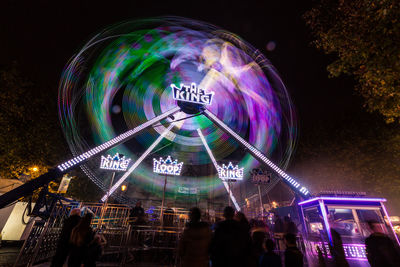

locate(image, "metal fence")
[[115, 225, 182, 266], [12, 202, 308, 267], [12, 202, 184, 266], [81, 202, 131, 228], [13, 201, 79, 267]]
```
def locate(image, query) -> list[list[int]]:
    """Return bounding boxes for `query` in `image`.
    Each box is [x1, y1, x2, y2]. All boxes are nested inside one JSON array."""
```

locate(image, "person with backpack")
[[68, 212, 96, 267], [51, 208, 81, 267]]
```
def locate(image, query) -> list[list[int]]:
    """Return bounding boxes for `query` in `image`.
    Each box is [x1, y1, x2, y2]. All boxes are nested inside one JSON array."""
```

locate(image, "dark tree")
[[304, 0, 400, 123], [0, 63, 104, 201], [0, 62, 67, 179]]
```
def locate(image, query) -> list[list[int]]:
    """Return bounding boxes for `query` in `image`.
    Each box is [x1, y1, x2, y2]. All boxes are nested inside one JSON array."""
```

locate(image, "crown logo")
[[171, 82, 214, 105], [100, 153, 131, 171], [153, 156, 183, 176], [217, 162, 244, 180]]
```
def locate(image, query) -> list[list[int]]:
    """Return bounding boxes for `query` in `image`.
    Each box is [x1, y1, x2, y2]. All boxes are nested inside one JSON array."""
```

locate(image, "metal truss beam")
[[203, 109, 310, 198], [0, 107, 181, 209], [197, 128, 241, 211], [58, 107, 181, 172], [101, 112, 186, 201]]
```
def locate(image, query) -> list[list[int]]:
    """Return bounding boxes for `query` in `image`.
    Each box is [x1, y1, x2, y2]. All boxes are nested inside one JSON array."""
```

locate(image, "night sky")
[[1, 1, 398, 212], [0, 0, 358, 123]]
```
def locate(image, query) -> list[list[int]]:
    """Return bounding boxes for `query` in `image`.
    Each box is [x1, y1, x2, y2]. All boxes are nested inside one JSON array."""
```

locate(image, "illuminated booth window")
[[299, 196, 400, 263]]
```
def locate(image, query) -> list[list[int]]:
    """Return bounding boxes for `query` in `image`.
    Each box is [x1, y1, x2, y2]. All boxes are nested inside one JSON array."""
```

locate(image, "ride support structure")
[[0, 107, 310, 210]]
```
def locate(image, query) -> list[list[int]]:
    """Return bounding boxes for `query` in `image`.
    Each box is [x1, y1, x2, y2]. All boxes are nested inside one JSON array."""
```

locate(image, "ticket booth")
[[298, 196, 400, 267]]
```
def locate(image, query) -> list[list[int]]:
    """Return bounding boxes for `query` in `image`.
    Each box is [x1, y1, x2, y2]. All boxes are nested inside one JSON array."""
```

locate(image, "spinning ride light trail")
[[101, 112, 186, 201], [203, 109, 310, 197], [55, 16, 304, 202], [197, 128, 240, 211]]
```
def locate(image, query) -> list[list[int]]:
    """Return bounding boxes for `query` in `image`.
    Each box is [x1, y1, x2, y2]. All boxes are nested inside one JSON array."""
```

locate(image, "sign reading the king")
[[217, 162, 244, 181], [153, 156, 183, 176], [171, 82, 214, 105], [100, 153, 131, 171]]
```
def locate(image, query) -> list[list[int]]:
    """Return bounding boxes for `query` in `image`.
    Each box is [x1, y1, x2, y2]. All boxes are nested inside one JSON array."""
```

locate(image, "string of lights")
[[57, 107, 180, 172]]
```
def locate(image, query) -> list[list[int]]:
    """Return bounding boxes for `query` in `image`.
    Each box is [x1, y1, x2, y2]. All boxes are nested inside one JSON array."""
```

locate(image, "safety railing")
[[81, 202, 131, 228], [13, 201, 79, 267], [16, 203, 285, 266], [116, 225, 183, 266]]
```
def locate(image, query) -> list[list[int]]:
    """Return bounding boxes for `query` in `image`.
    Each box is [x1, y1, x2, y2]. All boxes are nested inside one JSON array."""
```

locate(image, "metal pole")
[[99, 172, 115, 229], [100, 116, 184, 202], [160, 173, 167, 227], [258, 184, 264, 217], [266, 191, 272, 204], [197, 128, 240, 211], [228, 181, 231, 206]]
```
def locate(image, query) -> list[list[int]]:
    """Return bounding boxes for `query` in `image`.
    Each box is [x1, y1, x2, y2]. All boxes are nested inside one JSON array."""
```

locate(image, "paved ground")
[[0, 244, 177, 267], [0, 246, 20, 267], [30, 262, 173, 267], [32, 263, 50, 267]]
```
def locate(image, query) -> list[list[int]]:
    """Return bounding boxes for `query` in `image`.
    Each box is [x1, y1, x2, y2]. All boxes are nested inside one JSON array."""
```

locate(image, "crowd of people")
[[50, 204, 400, 267], [50, 208, 106, 267], [50, 205, 301, 267], [178, 206, 302, 267]]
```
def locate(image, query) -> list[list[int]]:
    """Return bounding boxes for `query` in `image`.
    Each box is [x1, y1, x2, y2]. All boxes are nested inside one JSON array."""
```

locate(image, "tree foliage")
[[0, 62, 67, 179], [0, 63, 104, 201], [304, 0, 400, 123]]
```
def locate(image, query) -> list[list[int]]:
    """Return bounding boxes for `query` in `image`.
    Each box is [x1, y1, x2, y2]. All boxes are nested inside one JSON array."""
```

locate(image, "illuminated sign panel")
[[57, 175, 72, 194], [178, 187, 198, 195], [310, 242, 367, 261], [217, 162, 244, 180], [100, 153, 131, 171], [203, 109, 309, 195], [171, 83, 214, 105], [153, 156, 183, 176], [250, 169, 271, 184]]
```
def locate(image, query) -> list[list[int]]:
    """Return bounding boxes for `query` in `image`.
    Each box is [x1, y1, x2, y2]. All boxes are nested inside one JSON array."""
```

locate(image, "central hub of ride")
[[177, 101, 205, 114], [171, 82, 214, 114]]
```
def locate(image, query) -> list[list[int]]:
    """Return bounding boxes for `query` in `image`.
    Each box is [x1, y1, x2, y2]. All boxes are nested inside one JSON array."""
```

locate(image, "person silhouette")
[[51, 208, 81, 267], [365, 220, 400, 267], [178, 207, 211, 267], [210, 206, 250, 267], [260, 239, 282, 267], [284, 233, 303, 267]]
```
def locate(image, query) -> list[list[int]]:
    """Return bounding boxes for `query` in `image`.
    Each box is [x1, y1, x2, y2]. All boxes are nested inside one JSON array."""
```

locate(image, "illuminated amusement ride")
[[0, 17, 398, 266], [54, 16, 309, 209]]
